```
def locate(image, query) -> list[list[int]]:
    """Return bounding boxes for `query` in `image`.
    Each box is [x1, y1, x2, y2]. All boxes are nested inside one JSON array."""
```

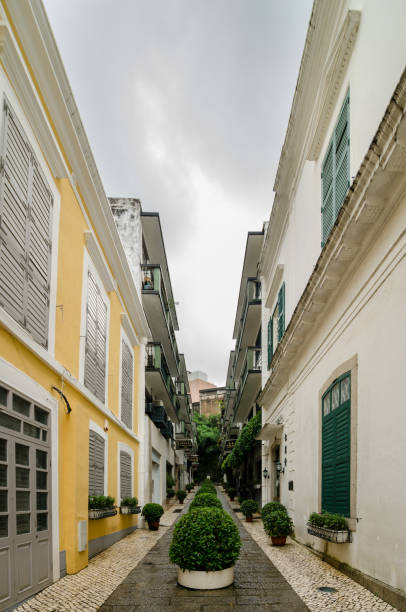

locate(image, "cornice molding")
[[307, 10, 361, 161], [259, 68, 406, 407], [120, 313, 139, 348]]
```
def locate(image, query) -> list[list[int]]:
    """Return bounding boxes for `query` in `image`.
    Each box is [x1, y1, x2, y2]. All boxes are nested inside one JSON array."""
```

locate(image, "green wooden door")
[[321, 373, 351, 516]]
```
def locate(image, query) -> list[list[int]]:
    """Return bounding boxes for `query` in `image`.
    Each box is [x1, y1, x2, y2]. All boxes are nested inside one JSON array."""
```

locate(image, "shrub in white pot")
[[169, 507, 241, 589]]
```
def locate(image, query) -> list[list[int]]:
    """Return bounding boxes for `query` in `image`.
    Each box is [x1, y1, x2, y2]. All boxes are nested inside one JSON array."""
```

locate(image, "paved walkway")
[[98, 490, 309, 611]]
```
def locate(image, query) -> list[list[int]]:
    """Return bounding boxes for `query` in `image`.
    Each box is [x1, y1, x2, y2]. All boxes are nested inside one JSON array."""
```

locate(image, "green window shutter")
[[277, 282, 285, 342], [321, 92, 350, 246], [321, 374, 351, 516], [267, 316, 273, 369]]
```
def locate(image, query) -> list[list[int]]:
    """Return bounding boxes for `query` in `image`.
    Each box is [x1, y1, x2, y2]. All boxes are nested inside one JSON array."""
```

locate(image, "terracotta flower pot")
[[271, 535, 287, 546], [245, 516, 253, 523], [229, 496, 235, 501], [148, 520, 160, 531]]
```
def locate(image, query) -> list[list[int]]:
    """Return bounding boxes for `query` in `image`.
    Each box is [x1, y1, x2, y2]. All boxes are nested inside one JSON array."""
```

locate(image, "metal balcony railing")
[[234, 278, 261, 374], [145, 343, 178, 412], [235, 346, 262, 410]]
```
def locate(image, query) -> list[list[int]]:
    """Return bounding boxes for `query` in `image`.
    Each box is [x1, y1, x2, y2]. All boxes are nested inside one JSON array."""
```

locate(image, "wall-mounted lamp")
[[262, 467, 270, 479], [104, 419, 109, 432], [275, 461, 283, 474]]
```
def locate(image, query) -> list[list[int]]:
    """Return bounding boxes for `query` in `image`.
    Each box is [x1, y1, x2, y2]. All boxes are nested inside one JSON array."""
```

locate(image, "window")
[[84, 271, 107, 402], [0, 100, 53, 347], [119, 450, 132, 501], [321, 93, 350, 245], [88, 429, 105, 496], [267, 282, 285, 368], [120, 337, 134, 429], [321, 373, 351, 516]]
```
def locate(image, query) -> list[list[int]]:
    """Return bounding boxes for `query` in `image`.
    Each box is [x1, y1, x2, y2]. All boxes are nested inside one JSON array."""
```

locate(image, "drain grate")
[[318, 586, 337, 593], [173, 508, 183, 513]]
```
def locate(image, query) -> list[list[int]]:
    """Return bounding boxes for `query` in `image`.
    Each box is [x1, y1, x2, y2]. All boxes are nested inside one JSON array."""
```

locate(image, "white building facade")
[[258, 1, 406, 607]]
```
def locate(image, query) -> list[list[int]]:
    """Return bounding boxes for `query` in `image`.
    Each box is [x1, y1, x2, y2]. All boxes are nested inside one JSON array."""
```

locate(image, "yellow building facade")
[[0, 2, 150, 609]]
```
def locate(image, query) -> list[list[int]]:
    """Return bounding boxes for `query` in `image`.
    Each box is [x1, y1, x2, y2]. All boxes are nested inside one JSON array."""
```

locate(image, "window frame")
[[119, 327, 134, 430], [88, 421, 108, 497], [117, 442, 134, 503]]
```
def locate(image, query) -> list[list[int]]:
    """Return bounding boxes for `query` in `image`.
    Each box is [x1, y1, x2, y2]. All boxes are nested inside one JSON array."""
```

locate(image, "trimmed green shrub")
[[166, 474, 175, 488], [169, 507, 241, 571], [196, 486, 217, 497], [167, 488, 175, 498], [185, 483, 193, 492], [88, 495, 115, 509], [261, 502, 288, 517], [308, 512, 348, 530], [228, 487, 236, 499], [120, 496, 138, 507], [189, 493, 222, 511], [176, 489, 187, 502], [263, 510, 293, 538], [240, 499, 258, 518], [142, 503, 164, 523]]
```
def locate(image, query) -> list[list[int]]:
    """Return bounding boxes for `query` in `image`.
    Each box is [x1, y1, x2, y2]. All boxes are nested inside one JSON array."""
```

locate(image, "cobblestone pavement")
[[98, 489, 309, 611], [14, 498, 182, 612], [230, 500, 396, 612]]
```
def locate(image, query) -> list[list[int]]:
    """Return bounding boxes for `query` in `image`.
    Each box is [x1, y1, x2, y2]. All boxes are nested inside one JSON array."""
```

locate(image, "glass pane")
[[36, 450, 47, 470], [331, 384, 340, 410], [13, 395, 30, 417], [0, 387, 7, 407], [323, 394, 330, 416], [37, 513, 48, 532], [0, 490, 7, 512], [23, 423, 40, 439], [16, 467, 30, 488], [37, 492, 47, 510], [341, 376, 350, 402], [16, 491, 30, 511], [16, 444, 29, 466], [36, 471, 47, 490], [0, 465, 6, 487], [0, 412, 21, 432], [35, 406, 48, 425], [0, 515, 7, 537], [17, 513, 30, 534], [42, 430, 47, 442], [0, 439, 6, 462]]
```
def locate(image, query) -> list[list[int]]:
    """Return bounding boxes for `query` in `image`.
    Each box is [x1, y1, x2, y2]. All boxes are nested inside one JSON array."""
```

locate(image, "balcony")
[[176, 380, 192, 423], [141, 265, 180, 375], [145, 343, 179, 423], [234, 347, 262, 422], [146, 402, 174, 439], [233, 279, 261, 381]]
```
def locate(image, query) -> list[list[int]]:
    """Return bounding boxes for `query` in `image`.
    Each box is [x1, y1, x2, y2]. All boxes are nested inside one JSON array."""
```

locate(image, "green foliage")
[[142, 503, 164, 523], [240, 499, 258, 517], [228, 487, 236, 498], [166, 488, 175, 498], [186, 483, 193, 492], [222, 413, 262, 471], [120, 496, 138, 507], [88, 495, 115, 509], [166, 474, 175, 488], [193, 413, 221, 480], [309, 512, 348, 530], [169, 507, 241, 571], [263, 510, 294, 537], [261, 502, 287, 517], [176, 489, 187, 502], [189, 493, 222, 510]]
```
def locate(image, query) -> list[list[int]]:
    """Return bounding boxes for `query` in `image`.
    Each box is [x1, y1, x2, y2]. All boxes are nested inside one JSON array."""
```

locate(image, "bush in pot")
[[240, 499, 258, 522], [263, 510, 293, 546], [261, 502, 287, 518], [185, 483, 193, 493], [189, 493, 222, 511], [141, 503, 164, 530], [176, 489, 187, 504], [169, 507, 241, 589], [167, 488, 175, 499], [120, 496, 139, 514], [228, 486, 236, 501]]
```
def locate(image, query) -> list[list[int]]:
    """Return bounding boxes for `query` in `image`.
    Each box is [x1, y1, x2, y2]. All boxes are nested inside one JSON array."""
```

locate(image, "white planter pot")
[[177, 566, 234, 590]]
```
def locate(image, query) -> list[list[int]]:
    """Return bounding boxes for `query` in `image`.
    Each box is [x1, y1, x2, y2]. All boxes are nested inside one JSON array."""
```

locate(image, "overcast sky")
[[44, 0, 312, 386]]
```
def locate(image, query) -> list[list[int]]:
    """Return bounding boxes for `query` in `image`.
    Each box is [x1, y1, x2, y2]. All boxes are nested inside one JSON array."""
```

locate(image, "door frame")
[[0, 356, 59, 582]]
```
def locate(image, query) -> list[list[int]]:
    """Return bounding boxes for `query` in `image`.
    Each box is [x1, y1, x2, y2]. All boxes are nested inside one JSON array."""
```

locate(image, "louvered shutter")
[[277, 283, 285, 342], [321, 93, 349, 246], [89, 430, 105, 495], [121, 340, 133, 428], [267, 316, 273, 369], [0, 101, 52, 346], [321, 376, 351, 516], [120, 450, 132, 500], [84, 272, 107, 402]]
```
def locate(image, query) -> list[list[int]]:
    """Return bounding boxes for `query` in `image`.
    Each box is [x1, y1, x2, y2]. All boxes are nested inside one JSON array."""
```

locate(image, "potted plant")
[[189, 493, 222, 511], [228, 486, 236, 501], [261, 501, 287, 518], [240, 499, 258, 522], [169, 507, 241, 589], [142, 503, 164, 530], [262, 510, 294, 546], [176, 489, 187, 504], [88, 495, 117, 519], [120, 496, 140, 515], [167, 488, 175, 499], [186, 483, 193, 493], [307, 512, 351, 543]]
